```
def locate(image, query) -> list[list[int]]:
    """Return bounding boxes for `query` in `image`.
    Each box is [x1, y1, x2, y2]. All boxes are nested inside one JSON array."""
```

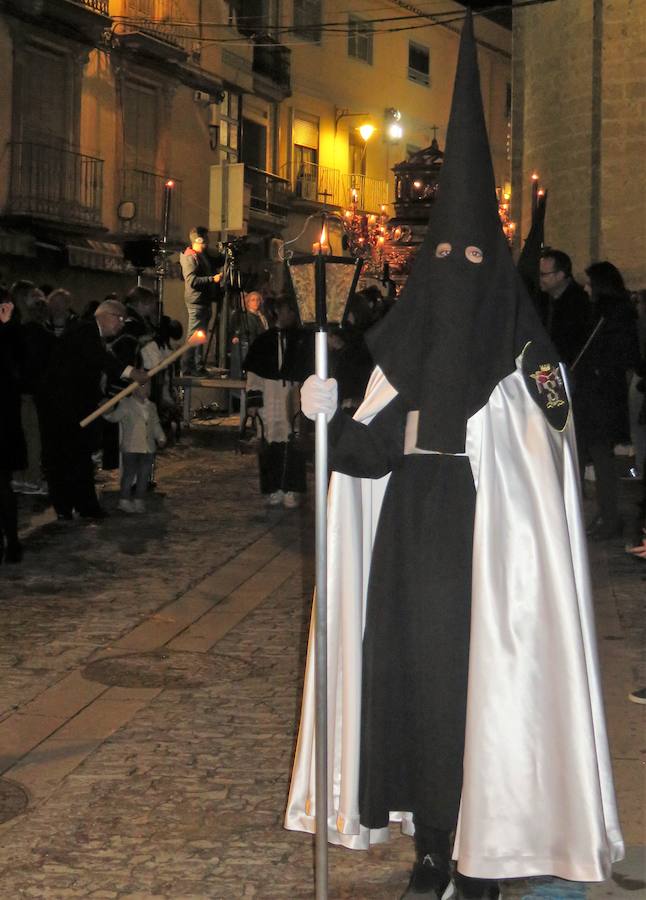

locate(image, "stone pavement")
[[0, 425, 643, 899]]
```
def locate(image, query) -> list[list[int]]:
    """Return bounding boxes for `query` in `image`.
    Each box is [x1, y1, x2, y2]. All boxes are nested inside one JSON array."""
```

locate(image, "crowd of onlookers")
[[0, 251, 645, 566], [0, 274, 391, 562], [536, 251, 646, 554], [0, 280, 184, 564]]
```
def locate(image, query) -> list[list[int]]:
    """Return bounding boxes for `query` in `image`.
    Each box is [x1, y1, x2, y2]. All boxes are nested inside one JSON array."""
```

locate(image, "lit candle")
[[312, 222, 330, 255], [531, 173, 539, 220]]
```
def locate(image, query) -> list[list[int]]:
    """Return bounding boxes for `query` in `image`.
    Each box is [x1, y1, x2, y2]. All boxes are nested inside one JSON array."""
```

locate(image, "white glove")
[[300, 375, 338, 422]]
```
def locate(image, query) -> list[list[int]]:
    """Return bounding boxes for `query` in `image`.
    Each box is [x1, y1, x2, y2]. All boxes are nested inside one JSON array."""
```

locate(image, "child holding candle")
[[103, 381, 166, 514]]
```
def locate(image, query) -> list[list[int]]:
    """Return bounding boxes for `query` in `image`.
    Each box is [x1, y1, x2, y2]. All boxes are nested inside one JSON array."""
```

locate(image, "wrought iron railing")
[[340, 172, 389, 214], [282, 160, 388, 213], [122, 0, 193, 53], [8, 142, 104, 226], [244, 165, 289, 221], [120, 168, 182, 238], [80, 0, 109, 13]]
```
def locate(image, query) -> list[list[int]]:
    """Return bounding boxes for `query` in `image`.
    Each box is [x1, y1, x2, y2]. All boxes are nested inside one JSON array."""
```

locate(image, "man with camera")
[[180, 226, 223, 376]]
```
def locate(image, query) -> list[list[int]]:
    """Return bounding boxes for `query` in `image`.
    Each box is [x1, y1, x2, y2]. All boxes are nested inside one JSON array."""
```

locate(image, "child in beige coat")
[[103, 383, 166, 513]]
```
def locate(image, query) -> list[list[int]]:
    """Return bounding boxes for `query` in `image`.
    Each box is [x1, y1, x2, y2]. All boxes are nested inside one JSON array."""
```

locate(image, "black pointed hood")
[[517, 190, 548, 297], [367, 10, 549, 452]]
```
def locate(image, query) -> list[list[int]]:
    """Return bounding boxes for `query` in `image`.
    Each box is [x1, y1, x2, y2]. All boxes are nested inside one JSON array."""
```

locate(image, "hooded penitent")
[[286, 7, 623, 884], [367, 10, 550, 453], [517, 189, 548, 298]]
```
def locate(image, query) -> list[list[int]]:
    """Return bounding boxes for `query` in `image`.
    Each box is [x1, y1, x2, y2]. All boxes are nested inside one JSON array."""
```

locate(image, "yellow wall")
[[281, 1, 511, 202]]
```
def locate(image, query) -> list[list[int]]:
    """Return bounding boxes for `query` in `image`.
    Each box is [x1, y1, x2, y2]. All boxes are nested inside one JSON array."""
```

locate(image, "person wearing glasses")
[[538, 249, 590, 366], [39, 299, 148, 521]]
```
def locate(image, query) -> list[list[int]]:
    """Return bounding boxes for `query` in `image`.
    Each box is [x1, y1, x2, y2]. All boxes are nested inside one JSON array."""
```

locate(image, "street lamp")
[[286, 220, 363, 900], [385, 107, 403, 141]]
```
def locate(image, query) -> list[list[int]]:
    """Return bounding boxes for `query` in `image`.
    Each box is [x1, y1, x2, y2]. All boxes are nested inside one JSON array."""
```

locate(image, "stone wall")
[[512, 0, 646, 288]]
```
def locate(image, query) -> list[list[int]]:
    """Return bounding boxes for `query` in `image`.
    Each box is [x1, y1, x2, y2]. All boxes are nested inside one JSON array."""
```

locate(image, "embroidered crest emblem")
[[530, 364, 566, 409], [522, 342, 569, 431]]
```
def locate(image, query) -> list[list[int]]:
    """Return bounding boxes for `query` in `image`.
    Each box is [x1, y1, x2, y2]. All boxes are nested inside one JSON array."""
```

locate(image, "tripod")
[[204, 245, 247, 370]]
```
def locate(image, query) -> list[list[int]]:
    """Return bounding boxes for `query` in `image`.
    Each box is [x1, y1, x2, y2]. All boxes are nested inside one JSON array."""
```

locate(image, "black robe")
[[328, 397, 475, 830]]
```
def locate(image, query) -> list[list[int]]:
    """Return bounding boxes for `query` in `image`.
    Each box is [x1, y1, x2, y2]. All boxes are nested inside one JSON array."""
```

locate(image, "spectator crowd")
[[0, 246, 645, 566]]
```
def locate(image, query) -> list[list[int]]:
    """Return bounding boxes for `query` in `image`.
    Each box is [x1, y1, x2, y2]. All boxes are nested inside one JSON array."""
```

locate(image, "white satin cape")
[[284, 355, 624, 881]]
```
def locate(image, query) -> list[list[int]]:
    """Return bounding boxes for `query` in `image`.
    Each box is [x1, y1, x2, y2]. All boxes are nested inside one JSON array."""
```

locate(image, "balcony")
[[252, 37, 291, 101], [119, 169, 182, 240], [244, 166, 289, 230], [117, 0, 192, 60], [6, 0, 110, 42], [282, 161, 389, 213], [7, 142, 104, 228]]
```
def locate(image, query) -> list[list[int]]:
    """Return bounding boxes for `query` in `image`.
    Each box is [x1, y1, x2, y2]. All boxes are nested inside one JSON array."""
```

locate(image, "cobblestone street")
[[0, 425, 643, 899]]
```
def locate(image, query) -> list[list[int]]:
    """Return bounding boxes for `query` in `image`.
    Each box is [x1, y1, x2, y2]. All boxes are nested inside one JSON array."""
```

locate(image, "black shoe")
[[455, 873, 499, 899], [402, 854, 453, 898], [5, 540, 23, 564], [193, 366, 209, 378]]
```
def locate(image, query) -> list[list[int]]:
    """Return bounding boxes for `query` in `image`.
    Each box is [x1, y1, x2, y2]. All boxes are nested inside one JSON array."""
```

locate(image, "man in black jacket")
[[179, 226, 222, 376], [41, 300, 147, 520], [538, 249, 590, 366]]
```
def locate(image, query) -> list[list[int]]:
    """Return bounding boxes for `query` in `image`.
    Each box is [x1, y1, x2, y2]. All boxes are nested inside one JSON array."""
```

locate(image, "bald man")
[[39, 300, 147, 520]]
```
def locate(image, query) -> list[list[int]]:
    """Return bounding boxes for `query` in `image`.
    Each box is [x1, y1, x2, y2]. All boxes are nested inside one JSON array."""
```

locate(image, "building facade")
[[0, 0, 511, 325], [511, 0, 646, 288]]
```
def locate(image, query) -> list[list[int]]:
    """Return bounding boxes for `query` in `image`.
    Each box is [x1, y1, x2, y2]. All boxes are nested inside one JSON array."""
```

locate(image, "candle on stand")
[[531, 172, 539, 221]]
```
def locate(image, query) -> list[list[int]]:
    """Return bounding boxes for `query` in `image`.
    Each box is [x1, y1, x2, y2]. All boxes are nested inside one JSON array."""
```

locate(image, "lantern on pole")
[[286, 218, 363, 899]]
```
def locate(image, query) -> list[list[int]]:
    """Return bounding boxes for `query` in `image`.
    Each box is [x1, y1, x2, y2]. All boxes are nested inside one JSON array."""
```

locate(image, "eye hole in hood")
[[465, 246, 484, 264]]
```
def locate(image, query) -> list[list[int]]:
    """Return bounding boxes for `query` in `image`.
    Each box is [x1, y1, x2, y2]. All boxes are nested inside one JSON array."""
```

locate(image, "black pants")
[[258, 440, 306, 495], [579, 438, 620, 525], [0, 469, 19, 554], [47, 447, 101, 517]]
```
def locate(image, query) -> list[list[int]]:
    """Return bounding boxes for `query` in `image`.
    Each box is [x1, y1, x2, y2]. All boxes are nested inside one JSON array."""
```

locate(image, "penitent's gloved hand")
[[300, 375, 338, 422]]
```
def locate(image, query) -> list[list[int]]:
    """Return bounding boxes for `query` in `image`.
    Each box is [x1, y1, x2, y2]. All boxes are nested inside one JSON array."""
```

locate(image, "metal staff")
[[79, 330, 207, 428], [313, 249, 329, 900]]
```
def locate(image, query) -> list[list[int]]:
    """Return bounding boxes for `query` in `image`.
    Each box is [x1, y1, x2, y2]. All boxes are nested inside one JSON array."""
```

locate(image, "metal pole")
[[314, 253, 328, 900], [218, 159, 229, 368], [158, 180, 174, 320]]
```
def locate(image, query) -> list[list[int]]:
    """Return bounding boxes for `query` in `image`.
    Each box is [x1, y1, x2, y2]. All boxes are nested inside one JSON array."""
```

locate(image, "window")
[[408, 41, 430, 86], [349, 130, 366, 178], [18, 44, 71, 147], [294, 0, 321, 42], [293, 145, 318, 200], [214, 90, 240, 162], [241, 118, 267, 170], [348, 15, 373, 64], [123, 82, 159, 171]]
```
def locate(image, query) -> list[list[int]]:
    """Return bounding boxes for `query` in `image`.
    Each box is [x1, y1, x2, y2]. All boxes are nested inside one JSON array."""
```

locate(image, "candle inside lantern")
[[312, 222, 330, 255]]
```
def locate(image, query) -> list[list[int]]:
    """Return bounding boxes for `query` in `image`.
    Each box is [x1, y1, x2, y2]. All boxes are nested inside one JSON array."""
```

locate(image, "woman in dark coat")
[[0, 289, 26, 563], [575, 262, 641, 538]]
